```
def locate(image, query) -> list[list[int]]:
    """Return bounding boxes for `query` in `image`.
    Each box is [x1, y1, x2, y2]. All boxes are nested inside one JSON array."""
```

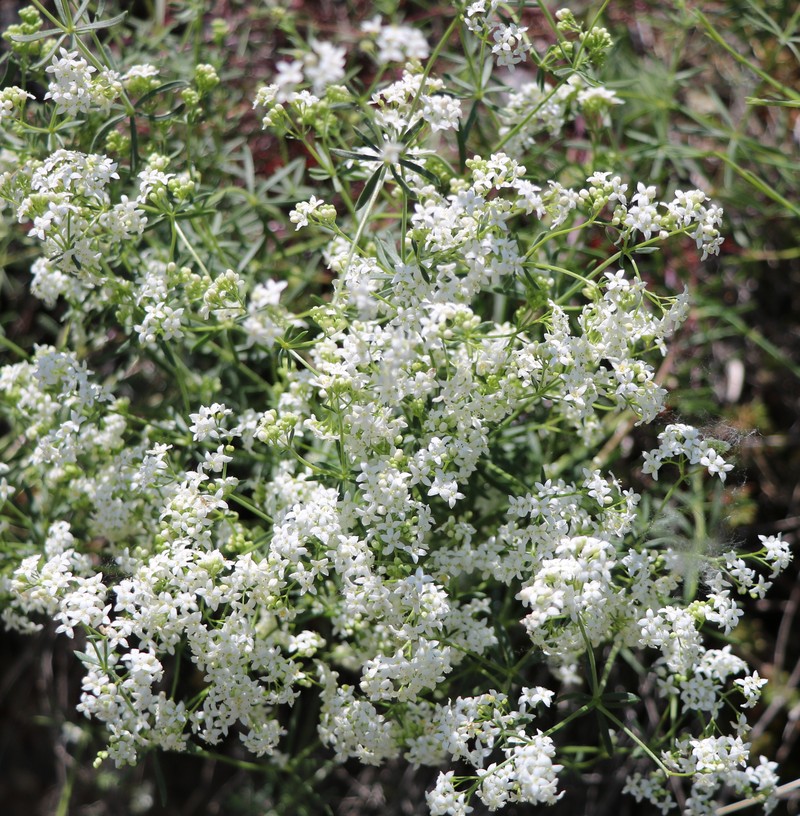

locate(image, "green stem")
[[174, 221, 211, 277], [596, 704, 677, 778], [0, 334, 29, 359], [543, 701, 595, 738], [696, 10, 800, 101], [598, 638, 622, 694], [408, 15, 460, 122], [187, 748, 270, 773], [577, 614, 600, 694], [344, 167, 386, 275], [228, 492, 273, 524], [54, 740, 79, 816]]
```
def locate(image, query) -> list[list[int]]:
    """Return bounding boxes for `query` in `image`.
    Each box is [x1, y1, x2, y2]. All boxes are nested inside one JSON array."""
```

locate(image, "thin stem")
[[228, 492, 273, 524], [408, 15, 460, 122], [174, 221, 211, 277], [0, 334, 29, 359], [577, 614, 600, 694], [343, 168, 385, 274], [597, 704, 677, 778]]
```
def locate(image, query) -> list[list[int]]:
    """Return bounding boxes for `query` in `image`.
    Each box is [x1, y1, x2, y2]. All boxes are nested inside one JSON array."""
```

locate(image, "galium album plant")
[[0, 0, 792, 813]]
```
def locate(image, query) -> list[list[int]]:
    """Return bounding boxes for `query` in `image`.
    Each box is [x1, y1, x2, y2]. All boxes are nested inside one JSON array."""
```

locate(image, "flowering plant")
[[0, 1, 791, 813]]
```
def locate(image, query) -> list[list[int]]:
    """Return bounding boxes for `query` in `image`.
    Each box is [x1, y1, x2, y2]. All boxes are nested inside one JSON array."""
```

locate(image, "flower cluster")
[[643, 423, 734, 482], [491, 23, 530, 69], [361, 16, 431, 65], [0, 2, 791, 815], [2, 146, 147, 300], [499, 74, 623, 152], [44, 48, 121, 116]]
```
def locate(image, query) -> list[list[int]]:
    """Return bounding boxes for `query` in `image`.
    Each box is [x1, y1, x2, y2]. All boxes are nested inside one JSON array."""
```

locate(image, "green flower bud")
[[194, 63, 220, 95]]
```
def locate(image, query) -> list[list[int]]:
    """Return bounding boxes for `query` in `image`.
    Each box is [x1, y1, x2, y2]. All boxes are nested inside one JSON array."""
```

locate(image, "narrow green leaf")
[[135, 80, 189, 108], [150, 104, 186, 122], [596, 710, 615, 756], [710, 306, 800, 381], [559, 691, 593, 704], [151, 751, 168, 807], [191, 333, 213, 353], [76, 10, 128, 32], [696, 9, 800, 101], [158, 338, 178, 370], [374, 235, 400, 269], [90, 113, 127, 154], [388, 166, 418, 201], [400, 116, 426, 145], [355, 166, 385, 211], [32, 36, 68, 71], [174, 209, 220, 220], [746, 97, 800, 108], [398, 159, 439, 185], [7, 29, 60, 42], [330, 148, 377, 162], [713, 150, 800, 219], [75, 0, 93, 21], [242, 144, 255, 195], [262, 156, 307, 190], [352, 126, 380, 152], [481, 55, 494, 87], [129, 115, 139, 175], [238, 234, 265, 270], [458, 100, 480, 169], [600, 692, 641, 707], [53, 0, 71, 22]]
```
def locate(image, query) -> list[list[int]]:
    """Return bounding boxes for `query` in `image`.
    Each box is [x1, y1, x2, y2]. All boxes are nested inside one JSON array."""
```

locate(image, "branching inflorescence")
[[0, 1, 791, 814]]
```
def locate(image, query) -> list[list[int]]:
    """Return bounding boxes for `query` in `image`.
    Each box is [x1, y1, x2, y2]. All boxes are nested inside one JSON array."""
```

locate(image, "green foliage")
[[0, 1, 797, 814]]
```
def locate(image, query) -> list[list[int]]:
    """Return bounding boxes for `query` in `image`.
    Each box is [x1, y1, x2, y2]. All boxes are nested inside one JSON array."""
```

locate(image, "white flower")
[[427, 771, 472, 816], [44, 48, 119, 115], [734, 671, 768, 708], [698, 445, 733, 481], [274, 59, 304, 102], [421, 93, 462, 132], [491, 23, 529, 69], [290, 195, 325, 230], [373, 23, 430, 64], [303, 41, 346, 95], [641, 449, 662, 479], [464, 1, 499, 32], [509, 733, 564, 805], [518, 686, 555, 712], [426, 469, 465, 508], [758, 533, 792, 576], [44, 48, 97, 115], [690, 735, 749, 772], [203, 445, 233, 473], [188, 403, 232, 441]]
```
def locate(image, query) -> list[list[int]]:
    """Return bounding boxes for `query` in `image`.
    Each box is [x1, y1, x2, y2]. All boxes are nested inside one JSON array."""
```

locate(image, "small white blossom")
[[734, 671, 768, 708], [303, 41, 346, 95], [491, 23, 529, 69]]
